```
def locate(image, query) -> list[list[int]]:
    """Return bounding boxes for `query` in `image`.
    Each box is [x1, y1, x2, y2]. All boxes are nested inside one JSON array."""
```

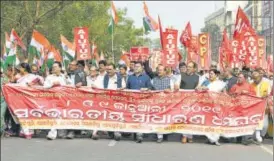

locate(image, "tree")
[[201, 24, 221, 62], [1, 1, 145, 63]]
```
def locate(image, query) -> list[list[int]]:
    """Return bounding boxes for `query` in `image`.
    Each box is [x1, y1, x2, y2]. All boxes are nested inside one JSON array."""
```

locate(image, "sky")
[[114, 1, 224, 39]]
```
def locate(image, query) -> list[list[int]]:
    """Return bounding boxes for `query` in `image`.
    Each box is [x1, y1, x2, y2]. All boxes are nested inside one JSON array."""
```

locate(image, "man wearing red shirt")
[[229, 71, 256, 145], [229, 72, 256, 96]]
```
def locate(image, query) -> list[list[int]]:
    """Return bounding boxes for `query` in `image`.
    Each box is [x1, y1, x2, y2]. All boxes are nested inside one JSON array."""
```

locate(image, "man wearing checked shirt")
[[151, 64, 174, 143]]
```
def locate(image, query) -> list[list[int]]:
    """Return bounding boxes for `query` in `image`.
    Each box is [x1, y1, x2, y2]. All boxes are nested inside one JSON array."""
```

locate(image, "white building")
[[224, 1, 248, 38]]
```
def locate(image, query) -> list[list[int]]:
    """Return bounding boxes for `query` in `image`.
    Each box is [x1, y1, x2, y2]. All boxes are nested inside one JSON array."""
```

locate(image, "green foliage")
[[1, 1, 146, 62]]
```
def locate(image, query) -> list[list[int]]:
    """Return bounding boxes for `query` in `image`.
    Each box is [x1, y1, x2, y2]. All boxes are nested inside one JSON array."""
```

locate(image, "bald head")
[[69, 60, 78, 71]]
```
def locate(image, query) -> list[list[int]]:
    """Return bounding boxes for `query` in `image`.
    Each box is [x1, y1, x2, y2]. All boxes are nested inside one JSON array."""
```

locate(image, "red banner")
[[2, 85, 267, 137], [198, 33, 210, 70], [74, 27, 91, 60], [257, 37, 267, 70], [230, 40, 241, 68], [162, 29, 178, 68], [186, 36, 199, 63], [130, 47, 149, 62], [219, 29, 232, 71], [243, 31, 259, 68]]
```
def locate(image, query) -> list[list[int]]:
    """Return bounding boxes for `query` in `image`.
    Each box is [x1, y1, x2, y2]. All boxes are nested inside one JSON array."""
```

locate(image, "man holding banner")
[[151, 64, 174, 143], [180, 61, 200, 144], [45, 61, 72, 140], [126, 61, 153, 143]]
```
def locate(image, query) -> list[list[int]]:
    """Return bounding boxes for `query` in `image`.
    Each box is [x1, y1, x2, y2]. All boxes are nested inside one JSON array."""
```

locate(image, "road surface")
[[1, 134, 273, 161]]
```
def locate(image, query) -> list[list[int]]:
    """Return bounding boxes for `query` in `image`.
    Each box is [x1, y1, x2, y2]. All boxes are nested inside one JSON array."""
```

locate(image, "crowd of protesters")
[[0, 59, 273, 146]]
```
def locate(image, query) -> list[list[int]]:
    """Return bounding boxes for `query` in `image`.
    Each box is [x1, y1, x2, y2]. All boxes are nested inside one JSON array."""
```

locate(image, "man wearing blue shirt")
[[126, 62, 153, 90], [126, 61, 152, 143]]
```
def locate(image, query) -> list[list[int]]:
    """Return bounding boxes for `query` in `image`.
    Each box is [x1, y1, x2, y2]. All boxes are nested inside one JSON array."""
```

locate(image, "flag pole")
[[112, 23, 114, 63]]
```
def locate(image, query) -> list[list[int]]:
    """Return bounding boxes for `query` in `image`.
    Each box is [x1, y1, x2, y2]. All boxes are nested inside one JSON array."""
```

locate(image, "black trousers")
[[4, 109, 20, 135]]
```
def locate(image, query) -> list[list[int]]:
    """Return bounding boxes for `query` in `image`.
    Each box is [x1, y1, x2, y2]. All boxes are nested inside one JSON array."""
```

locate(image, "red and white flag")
[[180, 22, 192, 48], [233, 6, 255, 40]]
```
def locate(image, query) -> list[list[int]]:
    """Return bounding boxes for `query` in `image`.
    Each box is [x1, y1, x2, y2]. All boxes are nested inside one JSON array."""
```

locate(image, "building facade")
[[204, 7, 226, 31], [204, 7, 226, 62], [261, 0, 273, 55]]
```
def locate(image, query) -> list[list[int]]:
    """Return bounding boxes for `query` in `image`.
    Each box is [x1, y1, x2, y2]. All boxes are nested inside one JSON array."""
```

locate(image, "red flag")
[[233, 6, 255, 39], [162, 29, 179, 68], [74, 27, 91, 60], [186, 36, 199, 62], [257, 37, 267, 70], [267, 55, 273, 74], [158, 15, 164, 49], [198, 33, 210, 70], [219, 29, 232, 70], [177, 51, 182, 62], [10, 29, 26, 51], [180, 22, 192, 48]]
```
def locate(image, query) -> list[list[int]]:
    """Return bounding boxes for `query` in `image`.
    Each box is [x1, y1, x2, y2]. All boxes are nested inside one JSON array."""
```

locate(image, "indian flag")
[[4, 45, 19, 67], [46, 46, 62, 69], [90, 42, 99, 67], [28, 30, 51, 66], [108, 1, 118, 34], [143, 2, 159, 33], [60, 35, 75, 68], [5, 32, 11, 54], [10, 28, 26, 51], [4, 32, 19, 68]]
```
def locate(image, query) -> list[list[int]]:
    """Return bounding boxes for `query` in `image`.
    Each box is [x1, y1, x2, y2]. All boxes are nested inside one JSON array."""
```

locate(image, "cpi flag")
[[198, 33, 211, 70], [257, 37, 266, 69], [74, 27, 91, 60]]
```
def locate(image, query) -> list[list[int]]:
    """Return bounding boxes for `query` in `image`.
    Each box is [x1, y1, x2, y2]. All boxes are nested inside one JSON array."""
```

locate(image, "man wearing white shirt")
[[91, 63, 125, 141], [93, 60, 107, 89], [86, 66, 98, 87], [44, 62, 72, 140]]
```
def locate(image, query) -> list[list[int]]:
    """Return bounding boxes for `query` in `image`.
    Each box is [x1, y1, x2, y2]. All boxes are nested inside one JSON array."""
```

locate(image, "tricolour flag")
[[108, 1, 118, 34], [46, 45, 62, 69], [158, 15, 164, 49], [60, 35, 75, 68], [10, 28, 26, 51], [4, 31, 19, 68], [143, 2, 159, 33], [5, 32, 11, 54], [91, 42, 100, 67], [28, 30, 51, 67], [119, 50, 130, 67], [4, 45, 19, 67]]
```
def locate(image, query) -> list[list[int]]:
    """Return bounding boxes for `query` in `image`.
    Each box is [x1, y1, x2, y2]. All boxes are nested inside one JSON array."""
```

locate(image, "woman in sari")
[[15, 63, 44, 139], [196, 69, 226, 146]]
